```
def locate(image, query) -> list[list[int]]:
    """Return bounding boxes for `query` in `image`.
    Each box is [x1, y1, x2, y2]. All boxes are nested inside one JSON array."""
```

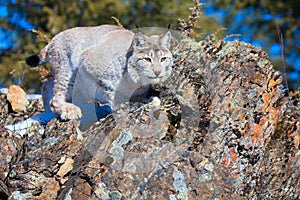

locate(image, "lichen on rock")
[[0, 26, 299, 200]]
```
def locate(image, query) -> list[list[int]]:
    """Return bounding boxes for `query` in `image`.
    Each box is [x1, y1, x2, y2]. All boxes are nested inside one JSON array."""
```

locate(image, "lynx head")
[[127, 31, 173, 85]]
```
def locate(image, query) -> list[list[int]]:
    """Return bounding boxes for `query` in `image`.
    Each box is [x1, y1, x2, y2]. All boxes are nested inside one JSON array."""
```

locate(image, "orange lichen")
[[141, 113, 149, 121], [266, 106, 279, 122], [262, 93, 270, 112], [243, 122, 251, 137], [230, 148, 238, 162], [228, 161, 234, 168], [252, 124, 262, 145], [268, 79, 281, 88], [294, 135, 300, 149], [237, 115, 244, 121], [219, 157, 229, 166]]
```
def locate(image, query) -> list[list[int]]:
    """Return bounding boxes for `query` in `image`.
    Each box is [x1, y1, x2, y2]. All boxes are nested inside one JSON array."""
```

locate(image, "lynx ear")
[[132, 32, 147, 49], [159, 31, 172, 49]]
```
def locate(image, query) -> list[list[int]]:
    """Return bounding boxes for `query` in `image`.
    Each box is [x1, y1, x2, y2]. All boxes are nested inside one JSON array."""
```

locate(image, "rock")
[[0, 128, 22, 199], [57, 158, 74, 177], [0, 36, 299, 199], [0, 88, 44, 128], [38, 178, 60, 200], [6, 85, 29, 112]]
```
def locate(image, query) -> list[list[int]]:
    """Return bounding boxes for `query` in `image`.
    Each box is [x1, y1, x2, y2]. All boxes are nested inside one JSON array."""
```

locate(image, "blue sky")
[[203, 2, 300, 87], [0, 4, 7, 17], [0, 3, 9, 49], [0, 1, 35, 50]]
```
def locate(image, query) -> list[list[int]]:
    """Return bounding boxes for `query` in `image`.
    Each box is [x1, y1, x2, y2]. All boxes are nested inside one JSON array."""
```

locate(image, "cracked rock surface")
[[0, 37, 299, 199]]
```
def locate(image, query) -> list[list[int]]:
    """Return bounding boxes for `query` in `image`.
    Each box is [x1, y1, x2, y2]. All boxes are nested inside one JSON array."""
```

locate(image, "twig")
[[178, 0, 203, 37], [269, 2, 290, 99], [275, 21, 291, 99], [30, 29, 50, 43], [224, 34, 241, 41], [111, 16, 123, 27]]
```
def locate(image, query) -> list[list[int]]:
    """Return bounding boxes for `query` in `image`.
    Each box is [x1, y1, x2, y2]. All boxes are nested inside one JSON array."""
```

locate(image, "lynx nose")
[[153, 69, 161, 76]]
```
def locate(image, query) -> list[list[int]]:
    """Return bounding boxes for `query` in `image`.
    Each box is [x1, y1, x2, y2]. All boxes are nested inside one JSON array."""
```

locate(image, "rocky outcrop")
[[0, 36, 299, 199]]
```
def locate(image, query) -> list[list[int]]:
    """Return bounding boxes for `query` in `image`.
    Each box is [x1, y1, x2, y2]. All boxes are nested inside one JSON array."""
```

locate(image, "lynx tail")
[[25, 54, 40, 67]]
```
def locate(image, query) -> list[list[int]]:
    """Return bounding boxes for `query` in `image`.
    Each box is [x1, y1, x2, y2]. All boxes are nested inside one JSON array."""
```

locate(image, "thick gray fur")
[[26, 24, 173, 125]]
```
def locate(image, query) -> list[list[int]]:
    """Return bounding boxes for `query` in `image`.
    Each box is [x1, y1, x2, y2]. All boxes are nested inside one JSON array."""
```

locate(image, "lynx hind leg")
[[73, 66, 101, 127], [41, 79, 54, 113]]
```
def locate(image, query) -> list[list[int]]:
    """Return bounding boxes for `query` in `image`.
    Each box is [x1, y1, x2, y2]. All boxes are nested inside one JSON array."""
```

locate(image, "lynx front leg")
[[50, 60, 82, 120], [51, 98, 82, 120]]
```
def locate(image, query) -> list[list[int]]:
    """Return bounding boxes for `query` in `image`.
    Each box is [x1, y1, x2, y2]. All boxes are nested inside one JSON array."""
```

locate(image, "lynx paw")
[[148, 96, 161, 107], [59, 103, 82, 120]]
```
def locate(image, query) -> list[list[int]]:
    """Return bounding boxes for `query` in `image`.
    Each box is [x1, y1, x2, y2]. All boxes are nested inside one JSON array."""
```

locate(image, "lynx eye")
[[144, 57, 152, 63], [160, 57, 167, 62]]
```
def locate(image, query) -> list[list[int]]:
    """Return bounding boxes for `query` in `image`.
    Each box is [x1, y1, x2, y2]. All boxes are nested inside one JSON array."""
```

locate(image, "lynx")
[[26, 25, 173, 124]]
